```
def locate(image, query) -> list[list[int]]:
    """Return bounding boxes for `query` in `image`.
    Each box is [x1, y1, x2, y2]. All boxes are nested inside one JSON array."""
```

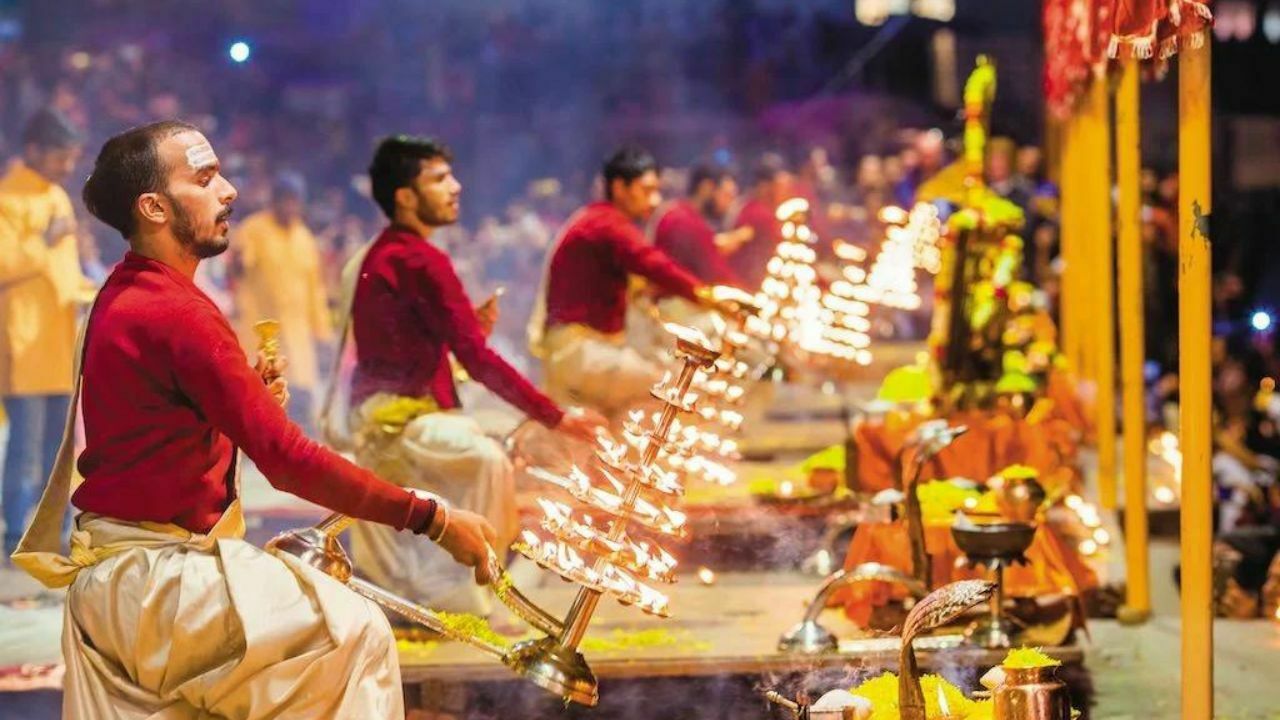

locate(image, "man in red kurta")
[[346, 136, 603, 614], [530, 147, 726, 418], [649, 164, 744, 290], [12, 121, 495, 719], [726, 152, 794, 290]]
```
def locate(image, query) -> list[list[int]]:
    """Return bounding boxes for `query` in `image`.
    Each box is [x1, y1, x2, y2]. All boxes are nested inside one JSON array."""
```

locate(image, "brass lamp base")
[[506, 637, 599, 707], [777, 619, 839, 654]]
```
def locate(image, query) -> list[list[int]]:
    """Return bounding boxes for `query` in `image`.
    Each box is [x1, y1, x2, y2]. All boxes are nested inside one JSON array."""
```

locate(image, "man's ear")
[[137, 192, 167, 227], [394, 186, 416, 214]]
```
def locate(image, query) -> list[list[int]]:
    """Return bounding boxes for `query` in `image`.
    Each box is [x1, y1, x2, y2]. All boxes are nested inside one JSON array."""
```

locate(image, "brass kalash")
[[255, 319, 723, 706]]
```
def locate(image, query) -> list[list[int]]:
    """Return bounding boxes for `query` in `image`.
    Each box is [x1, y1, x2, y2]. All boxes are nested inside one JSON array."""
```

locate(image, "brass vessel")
[[993, 666, 1072, 720]]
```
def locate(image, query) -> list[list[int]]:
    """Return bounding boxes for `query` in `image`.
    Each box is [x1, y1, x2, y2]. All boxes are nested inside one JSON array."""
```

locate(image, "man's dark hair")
[[752, 152, 789, 186], [602, 146, 658, 200], [22, 108, 83, 150], [687, 164, 735, 196], [368, 135, 452, 219], [82, 120, 198, 239]]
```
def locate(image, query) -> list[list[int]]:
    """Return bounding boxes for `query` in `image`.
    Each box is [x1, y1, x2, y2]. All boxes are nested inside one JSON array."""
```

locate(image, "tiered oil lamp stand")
[[263, 322, 722, 707], [509, 325, 720, 704]]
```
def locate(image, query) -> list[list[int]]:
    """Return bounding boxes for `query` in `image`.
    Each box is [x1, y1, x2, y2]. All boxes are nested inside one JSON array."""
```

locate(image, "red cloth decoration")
[[1043, 0, 1113, 118], [1045, 0, 1214, 117], [1108, 0, 1214, 60]]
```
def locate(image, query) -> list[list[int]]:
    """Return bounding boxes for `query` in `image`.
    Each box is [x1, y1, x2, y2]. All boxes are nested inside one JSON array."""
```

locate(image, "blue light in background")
[[228, 41, 251, 63], [1251, 310, 1273, 332]]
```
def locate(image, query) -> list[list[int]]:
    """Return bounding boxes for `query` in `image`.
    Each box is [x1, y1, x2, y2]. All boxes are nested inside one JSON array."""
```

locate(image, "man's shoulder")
[[737, 199, 769, 219], [565, 203, 638, 244], [96, 266, 217, 330], [0, 163, 30, 193], [365, 230, 454, 277], [662, 201, 706, 229], [0, 164, 66, 204]]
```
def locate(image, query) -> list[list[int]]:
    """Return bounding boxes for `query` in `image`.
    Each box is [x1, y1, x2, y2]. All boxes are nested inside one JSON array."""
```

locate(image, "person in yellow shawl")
[[232, 171, 333, 434], [0, 108, 91, 557]]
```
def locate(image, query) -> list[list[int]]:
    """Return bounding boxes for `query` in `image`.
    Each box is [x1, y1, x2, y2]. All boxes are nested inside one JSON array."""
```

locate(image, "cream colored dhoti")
[[541, 324, 663, 421], [349, 395, 516, 616], [62, 507, 403, 720]]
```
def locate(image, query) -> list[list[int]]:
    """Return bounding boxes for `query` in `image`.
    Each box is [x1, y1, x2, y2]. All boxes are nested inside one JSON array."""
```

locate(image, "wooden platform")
[[397, 570, 1083, 715]]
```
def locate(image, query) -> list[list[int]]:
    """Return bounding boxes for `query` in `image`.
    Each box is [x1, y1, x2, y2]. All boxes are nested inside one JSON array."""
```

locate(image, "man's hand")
[[475, 288, 504, 337], [555, 406, 608, 444], [714, 225, 754, 254], [254, 351, 290, 408], [696, 284, 754, 318], [432, 507, 499, 585]]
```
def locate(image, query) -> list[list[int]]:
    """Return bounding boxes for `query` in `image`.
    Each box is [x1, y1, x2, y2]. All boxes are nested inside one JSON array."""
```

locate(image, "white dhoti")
[[541, 324, 663, 421], [349, 396, 516, 616], [62, 508, 402, 720]]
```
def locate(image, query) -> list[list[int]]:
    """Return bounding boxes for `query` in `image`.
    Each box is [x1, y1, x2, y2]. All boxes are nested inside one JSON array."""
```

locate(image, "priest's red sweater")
[[72, 252, 436, 534], [545, 201, 701, 334], [728, 197, 782, 290], [352, 226, 563, 428], [652, 200, 741, 292]]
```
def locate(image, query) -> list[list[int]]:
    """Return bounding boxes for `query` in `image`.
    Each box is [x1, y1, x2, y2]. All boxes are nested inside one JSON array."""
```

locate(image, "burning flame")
[[663, 322, 714, 352], [697, 567, 717, 585], [1150, 430, 1183, 484]]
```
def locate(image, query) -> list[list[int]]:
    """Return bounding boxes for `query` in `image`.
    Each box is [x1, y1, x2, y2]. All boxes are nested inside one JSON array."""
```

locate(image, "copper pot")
[[993, 666, 1072, 720]]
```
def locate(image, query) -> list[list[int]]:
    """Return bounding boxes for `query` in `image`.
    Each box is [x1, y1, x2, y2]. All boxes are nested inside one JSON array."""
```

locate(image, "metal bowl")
[[951, 521, 1035, 562]]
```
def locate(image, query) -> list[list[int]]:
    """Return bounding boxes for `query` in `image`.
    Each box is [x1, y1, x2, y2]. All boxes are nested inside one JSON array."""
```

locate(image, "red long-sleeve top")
[[652, 200, 741, 293], [73, 253, 437, 535], [352, 226, 563, 428], [728, 198, 782, 290], [545, 202, 701, 334]]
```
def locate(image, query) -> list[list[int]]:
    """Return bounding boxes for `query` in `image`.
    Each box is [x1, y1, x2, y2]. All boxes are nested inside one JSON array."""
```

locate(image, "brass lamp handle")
[[314, 513, 563, 637]]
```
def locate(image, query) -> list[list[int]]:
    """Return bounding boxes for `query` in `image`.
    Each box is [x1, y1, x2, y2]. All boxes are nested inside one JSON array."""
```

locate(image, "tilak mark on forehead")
[[185, 142, 217, 170]]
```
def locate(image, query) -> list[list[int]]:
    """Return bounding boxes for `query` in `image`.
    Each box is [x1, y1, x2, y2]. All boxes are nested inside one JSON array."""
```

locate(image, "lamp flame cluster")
[[514, 323, 721, 619], [647, 286, 767, 487], [832, 202, 942, 314], [745, 199, 871, 365]]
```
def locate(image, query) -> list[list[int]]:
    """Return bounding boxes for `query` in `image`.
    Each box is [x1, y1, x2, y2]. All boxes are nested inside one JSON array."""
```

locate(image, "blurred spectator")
[[894, 128, 946, 205], [231, 172, 333, 434], [726, 152, 792, 289], [651, 163, 743, 289], [0, 108, 88, 555]]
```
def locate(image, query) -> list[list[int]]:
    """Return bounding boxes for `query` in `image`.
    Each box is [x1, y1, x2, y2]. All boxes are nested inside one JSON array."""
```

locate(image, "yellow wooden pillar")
[[1178, 38, 1213, 720], [1073, 76, 1118, 508], [1115, 57, 1150, 621], [1059, 113, 1082, 374], [1092, 77, 1118, 510]]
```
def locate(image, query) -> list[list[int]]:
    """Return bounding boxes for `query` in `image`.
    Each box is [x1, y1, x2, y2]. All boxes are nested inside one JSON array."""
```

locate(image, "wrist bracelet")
[[429, 501, 451, 543]]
